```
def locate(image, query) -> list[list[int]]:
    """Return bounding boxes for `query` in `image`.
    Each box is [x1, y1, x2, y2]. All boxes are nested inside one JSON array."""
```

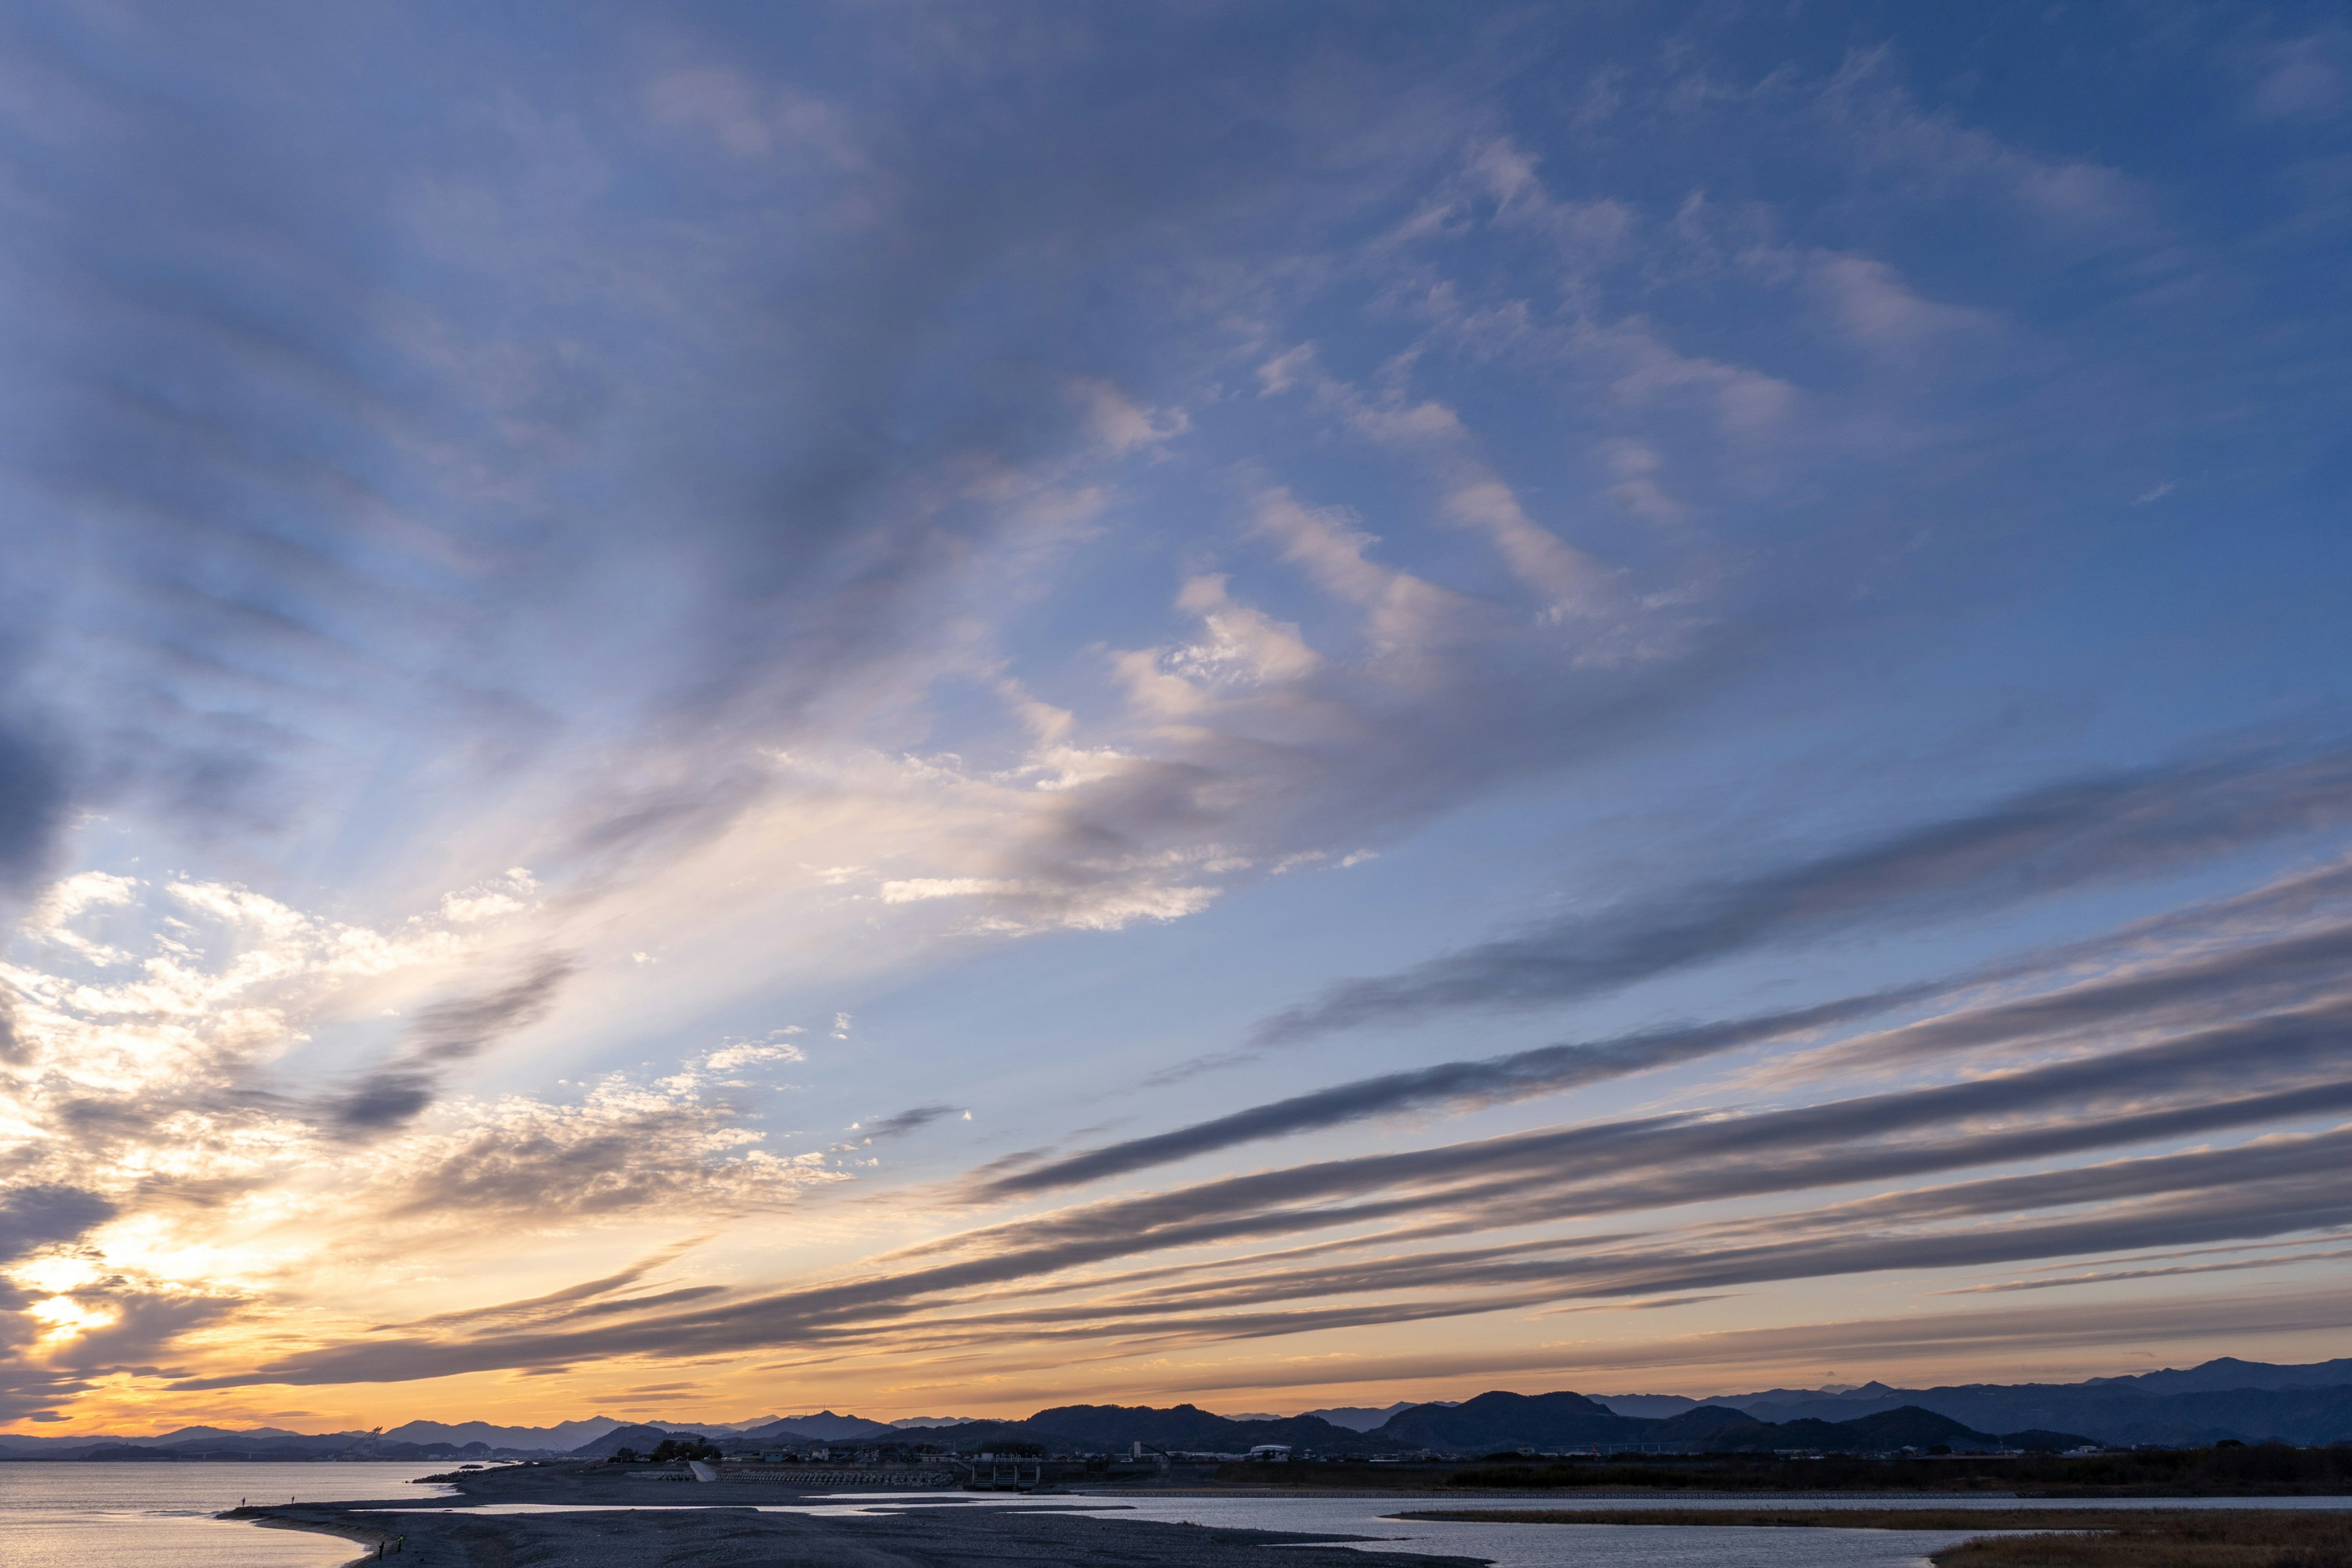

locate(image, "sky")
[[1, 0, 2350, 1436]]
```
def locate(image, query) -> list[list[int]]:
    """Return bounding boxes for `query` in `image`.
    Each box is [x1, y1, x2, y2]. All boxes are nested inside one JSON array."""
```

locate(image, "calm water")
[[0, 1463, 455, 1568], [372, 1488, 2352, 1568]]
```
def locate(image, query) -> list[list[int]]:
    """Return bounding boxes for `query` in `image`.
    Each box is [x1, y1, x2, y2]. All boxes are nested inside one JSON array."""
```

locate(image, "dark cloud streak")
[[169, 1118, 2352, 1390], [331, 954, 575, 1131], [0, 717, 69, 895], [865, 1105, 962, 1140], [978, 987, 1938, 1198], [989, 907, 2352, 1199], [0, 1185, 116, 1265], [1255, 748, 2352, 1044], [168, 1005, 2352, 1390]]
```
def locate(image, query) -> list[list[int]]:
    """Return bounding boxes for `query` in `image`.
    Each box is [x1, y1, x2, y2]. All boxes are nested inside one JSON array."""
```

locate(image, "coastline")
[[217, 1464, 1492, 1568], [219, 1460, 2352, 1568], [228, 1509, 401, 1568]]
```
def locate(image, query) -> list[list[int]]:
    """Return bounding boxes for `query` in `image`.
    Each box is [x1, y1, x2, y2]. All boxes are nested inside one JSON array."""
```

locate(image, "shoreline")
[[214, 1465, 1490, 1568], [224, 1507, 402, 1568], [216, 1462, 2352, 1568]]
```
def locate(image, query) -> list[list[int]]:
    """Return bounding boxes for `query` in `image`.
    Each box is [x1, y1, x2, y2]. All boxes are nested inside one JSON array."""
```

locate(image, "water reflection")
[[0, 1462, 456, 1568]]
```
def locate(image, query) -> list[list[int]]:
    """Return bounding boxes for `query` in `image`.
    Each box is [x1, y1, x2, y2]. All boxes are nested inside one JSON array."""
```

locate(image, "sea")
[[0, 1463, 455, 1568]]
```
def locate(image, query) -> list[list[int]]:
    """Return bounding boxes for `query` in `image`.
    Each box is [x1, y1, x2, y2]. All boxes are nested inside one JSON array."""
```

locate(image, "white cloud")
[[1464, 137, 1635, 270], [697, 1032, 808, 1073], [1804, 254, 1991, 352], [1256, 343, 1317, 396], [1581, 317, 1798, 435], [1600, 438, 1683, 524], [1166, 576, 1321, 687], [1074, 378, 1189, 454], [643, 66, 857, 165], [1441, 475, 1615, 620], [880, 877, 1031, 903], [1817, 49, 2150, 242], [1257, 354, 1624, 625], [2, 876, 489, 1121], [1251, 486, 1469, 654], [26, 871, 142, 965], [2251, 32, 2348, 121], [439, 870, 536, 924], [1038, 883, 1217, 931]]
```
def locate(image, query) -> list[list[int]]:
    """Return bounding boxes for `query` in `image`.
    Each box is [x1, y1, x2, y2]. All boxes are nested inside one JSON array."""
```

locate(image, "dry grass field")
[[1396, 1507, 2352, 1566], [1930, 1510, 2352, 1567]]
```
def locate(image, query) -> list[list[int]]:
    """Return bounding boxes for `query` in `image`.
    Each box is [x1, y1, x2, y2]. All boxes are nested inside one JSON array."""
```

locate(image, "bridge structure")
[[955, 1457, 1050, 1491]]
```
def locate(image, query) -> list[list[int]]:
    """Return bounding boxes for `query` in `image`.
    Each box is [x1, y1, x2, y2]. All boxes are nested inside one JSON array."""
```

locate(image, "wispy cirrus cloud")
[[1254, 748, 2352, 1045], [160, 1110, 2352, 1393], [986, 876, 2352, 1199], [332, 953, 577, 1131]]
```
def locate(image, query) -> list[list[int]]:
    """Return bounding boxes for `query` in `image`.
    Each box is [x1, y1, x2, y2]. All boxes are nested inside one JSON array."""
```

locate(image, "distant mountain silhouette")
[[1701, 1363, 2352, 1447], [1376, 1390, 1648, 1451], [1556, 1359, 2352, 1448], [1664, 1404, 2095, 1454], [900, 1402, 1366, 1455], [1591, 1393, 1705, 1419], [384, 1417, 624, 1450], [1032, 1403, 1362, 1450], [736, 1411, 895, 1442], [5, 1354, 2348, 1459], [2090, 1357, 2352, 1396], [1365, 1395, 2094, 1456], [1297, 1401, 1442, 1431], [567, 1423, 693, 1458]]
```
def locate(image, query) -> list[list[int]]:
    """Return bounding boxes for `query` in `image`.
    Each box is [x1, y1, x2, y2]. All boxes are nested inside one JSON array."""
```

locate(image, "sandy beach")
[[225, 1464, 1489, 1568]]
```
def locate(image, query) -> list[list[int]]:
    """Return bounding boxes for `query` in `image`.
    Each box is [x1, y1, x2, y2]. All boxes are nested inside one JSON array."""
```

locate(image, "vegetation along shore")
[[1401, 1508, 2352, 1567]]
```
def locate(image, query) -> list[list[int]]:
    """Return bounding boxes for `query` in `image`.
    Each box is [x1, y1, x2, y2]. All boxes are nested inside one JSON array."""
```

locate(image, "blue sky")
[[1, 0, 2349, 1432]]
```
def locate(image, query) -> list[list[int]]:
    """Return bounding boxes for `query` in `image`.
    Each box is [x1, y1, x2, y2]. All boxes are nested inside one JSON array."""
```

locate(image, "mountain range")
[[913, 1392, 2089, 1458], [1591, 1357, 2352, 1447], [1297, 1401, 1452, 1431], [3, 1355, 2347, 1459]]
